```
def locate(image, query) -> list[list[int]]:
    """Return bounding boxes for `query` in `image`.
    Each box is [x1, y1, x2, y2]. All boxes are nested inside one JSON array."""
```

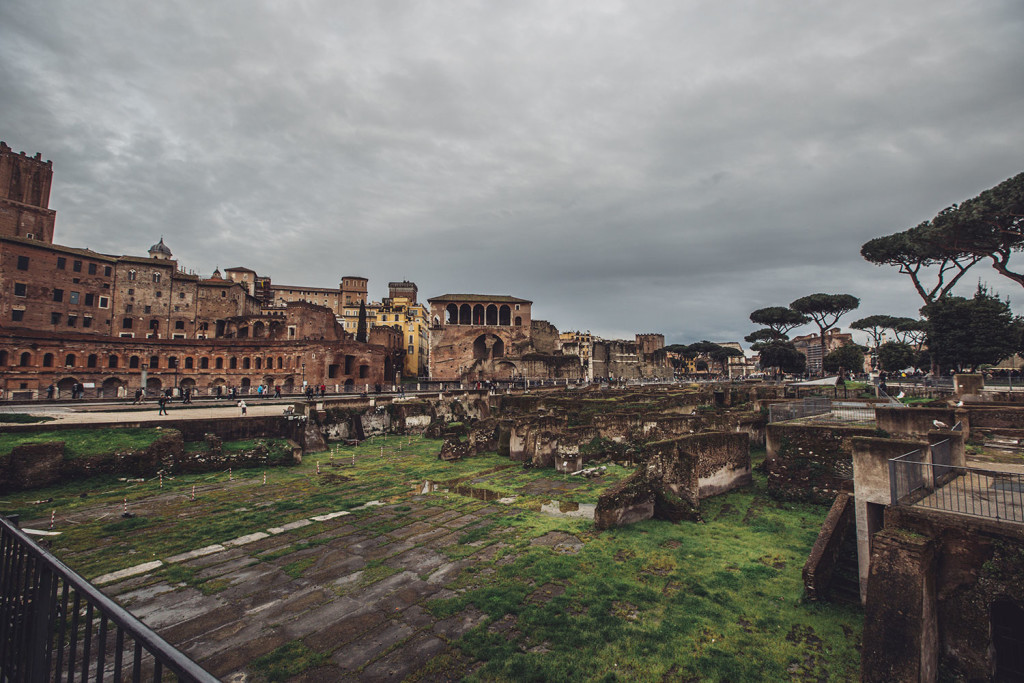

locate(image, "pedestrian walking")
[[158, 395, 168, 416], [46, 384, 55, 400], [133, 388, 143, 404], [239, 400, 247, 415]]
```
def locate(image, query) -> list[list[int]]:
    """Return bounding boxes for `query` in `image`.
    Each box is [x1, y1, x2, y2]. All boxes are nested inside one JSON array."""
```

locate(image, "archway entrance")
[[101, 377, 123, 398]]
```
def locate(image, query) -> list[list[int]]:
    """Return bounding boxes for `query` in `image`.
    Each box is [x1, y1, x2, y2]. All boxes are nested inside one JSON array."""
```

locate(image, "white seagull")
[[933, 419, 950, 429], [896, 391, 905, 399]]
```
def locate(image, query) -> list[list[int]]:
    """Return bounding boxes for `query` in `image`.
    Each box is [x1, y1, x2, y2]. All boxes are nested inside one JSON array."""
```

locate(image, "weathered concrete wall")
[[802, 492, 854, 602], [875, 406, 956, 438]]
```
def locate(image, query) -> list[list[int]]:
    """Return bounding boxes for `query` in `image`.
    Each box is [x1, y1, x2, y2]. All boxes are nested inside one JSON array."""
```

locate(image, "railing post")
[[889, 458, 898, 505], [26, 564, 54, 683]]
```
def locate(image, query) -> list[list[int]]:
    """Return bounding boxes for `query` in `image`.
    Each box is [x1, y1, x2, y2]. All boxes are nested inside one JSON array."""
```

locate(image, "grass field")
[[4, 435, 862, 681]]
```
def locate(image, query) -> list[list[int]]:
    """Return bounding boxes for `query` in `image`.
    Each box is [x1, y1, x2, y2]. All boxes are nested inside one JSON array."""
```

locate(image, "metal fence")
[[889, 445, 1024, 524], [769, 397, 877, 424], [0, 515, 217, 682]]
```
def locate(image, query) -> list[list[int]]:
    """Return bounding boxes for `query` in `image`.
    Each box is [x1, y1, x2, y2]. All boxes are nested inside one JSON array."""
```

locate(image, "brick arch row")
[[0, 350, 301, 372], [443, 303, 519, 326]]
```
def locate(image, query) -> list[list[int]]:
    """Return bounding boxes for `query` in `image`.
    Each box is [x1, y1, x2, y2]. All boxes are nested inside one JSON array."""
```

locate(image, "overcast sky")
[[2, 1, 1022, 347]]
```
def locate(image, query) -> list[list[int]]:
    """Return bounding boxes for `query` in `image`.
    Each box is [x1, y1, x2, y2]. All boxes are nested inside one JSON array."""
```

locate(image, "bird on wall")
[[933, 419, 950, 429], [955, 400, 964, 407], [896, 391, 905, 399]]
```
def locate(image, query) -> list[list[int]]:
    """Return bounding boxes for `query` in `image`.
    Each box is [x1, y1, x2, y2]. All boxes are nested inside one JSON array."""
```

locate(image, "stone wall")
[[875, 406, 956, 438], [594, 432, 749, 529], [766, 423, 878, 503]]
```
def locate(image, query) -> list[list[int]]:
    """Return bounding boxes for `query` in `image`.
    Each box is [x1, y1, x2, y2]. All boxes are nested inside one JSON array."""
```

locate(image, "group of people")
[[45, 382, 86, 400], [304, 383, 327, 399], [255, 384, 283, 398]]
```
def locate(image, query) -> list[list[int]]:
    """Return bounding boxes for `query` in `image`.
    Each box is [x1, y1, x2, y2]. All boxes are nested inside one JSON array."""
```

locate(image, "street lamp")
[[301, 361, 306, 388]]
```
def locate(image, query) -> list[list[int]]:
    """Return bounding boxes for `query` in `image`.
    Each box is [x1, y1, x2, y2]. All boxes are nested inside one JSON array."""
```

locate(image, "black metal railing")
[[769, 397, 876, 424], [890, 445, 1024, 524], [0, 515, 217, 682]]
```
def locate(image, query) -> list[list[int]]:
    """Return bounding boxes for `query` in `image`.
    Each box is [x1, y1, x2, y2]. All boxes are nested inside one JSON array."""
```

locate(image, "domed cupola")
[[148, 237, 172, 260]]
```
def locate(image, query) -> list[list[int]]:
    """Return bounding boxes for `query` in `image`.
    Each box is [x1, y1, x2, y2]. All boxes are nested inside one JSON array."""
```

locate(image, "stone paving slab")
[[94, 560, 163, 586], [387, 546, 449, 575], [331, 619, 416, 672], [433, 608, 488, 642], [302, 607, 387, 652], [360, 631, 448, 681]]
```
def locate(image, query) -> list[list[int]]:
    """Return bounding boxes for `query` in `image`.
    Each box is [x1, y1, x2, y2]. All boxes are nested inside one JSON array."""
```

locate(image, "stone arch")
[[237, 326, 249, 338], [101, 377, 123, 398], [283, 376, 295, 392], [180, 378, 196, 392], [445, 304, 458, 325], [344, 378, 354, 391], [486, 304, 498, 326], [57, 377, 77, 395], [263, 375, 274, 389], [253, 321, 266, 338], [499, 305, 511, 326], [459, 304, 471, 325], [241, 377, 251, 391], [473, 304, 485, 325], [146, 377, 162, 393], [495, 361, 517, 380], [473, 334, 505, 360]]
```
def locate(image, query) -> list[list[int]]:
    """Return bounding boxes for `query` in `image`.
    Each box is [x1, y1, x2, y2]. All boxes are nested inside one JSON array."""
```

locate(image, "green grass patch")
[[0, 413, 55, 424], [282, 556, 317, 579], [0, 427, 164, 458], [250, 640, 326, 682]]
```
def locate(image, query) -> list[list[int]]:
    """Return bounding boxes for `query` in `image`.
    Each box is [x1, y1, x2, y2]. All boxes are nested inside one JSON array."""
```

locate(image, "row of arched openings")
[[0, 350, 299, 372], [444, 303, 521, 326]]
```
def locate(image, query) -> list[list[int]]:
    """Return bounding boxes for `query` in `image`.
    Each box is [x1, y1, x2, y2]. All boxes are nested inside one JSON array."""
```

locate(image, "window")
[[73, 260, 82, 272], [149, 319, 159, 330], [88, 263, 97, 274], [65, 354, 75, 367], [67, 315, 77, 327], [104, 266, 112, 277], [128, 270, 136, 281], [149, 356, 159, 369], [221, 291, 226, 298], [17, 256, 29, 270], [43, 353, 53, 367], [119, 333, 133, 338], [200, 357, 209, 369], [122, 318, 133, 329], [127, 288, 134, 295], [168, 357, 178, 369], [152, 272, 161, 283], [84, 293, 94, 306], [52, 289, 63, 302], [56, 257, 66, 270], [19, 352, 31, 367], [155, 291, 162, 298], [125, 304, 133, 313], [87, 354, 98, 368], [51, 312, 61, 325], [174, 320, 185, 329], [129, 356, 139, 369], [184, 357, 193, 369], [83, 316, 92, 328], [408, 345, 414, 354], [179, 292, 185, 299], [11, 309, 23, 322], [14, 283, 26, 297], [69, 291, 80, 305], [98, 296, 109, 308], [108, 355, 118, 368], [215, 357, 223, 369], [144, 305, 151, 314]]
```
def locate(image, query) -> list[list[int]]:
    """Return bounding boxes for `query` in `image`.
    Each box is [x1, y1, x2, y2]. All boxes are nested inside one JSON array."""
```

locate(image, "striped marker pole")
[[50, 510, 55, 530], [263, 471, 267, 485], [123, 498, 128, 515], [380, 445, 383, 457], [159, 472, 163, 488], [191, 485, 196, 501], [317, 461, 320, 475], [229, 468, 232, 481]]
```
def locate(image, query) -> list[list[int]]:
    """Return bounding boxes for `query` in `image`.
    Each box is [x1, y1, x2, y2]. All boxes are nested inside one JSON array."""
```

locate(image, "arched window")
[[242, 357, 251, 370], [200, 357, 209, 369], [473, 304, 485, 325], [255, 357, 262, 370], [87, 354, 98, 368], [168, 357, 178, 369], [184, 357, 194, 369], [42, 353, 54, 367], [445, 304, 458, 325], [129, 356, 140, 369], [149, 356, 160, 369], [19, 352, 31, 366], [0, 351, 7, 366], [499, 305, 511, 326], [229, 357, 238, 370], [108, 355, 118, 368], [459, 304, 471, 325], [486, 304, 498, 326], [215, 357, 224, 369], [514, 316, 522, 326], [65, 354, 76, 367], [277, 356, 284, 369]]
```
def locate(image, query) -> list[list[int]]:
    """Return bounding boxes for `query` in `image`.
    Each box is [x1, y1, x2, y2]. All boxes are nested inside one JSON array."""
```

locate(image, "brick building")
[[427, 294, 582, 382], [0, 141, 394, 398]]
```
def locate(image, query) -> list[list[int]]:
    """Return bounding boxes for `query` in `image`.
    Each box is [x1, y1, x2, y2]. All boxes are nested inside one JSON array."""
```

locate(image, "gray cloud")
[[2, 0, 1022, 348]]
